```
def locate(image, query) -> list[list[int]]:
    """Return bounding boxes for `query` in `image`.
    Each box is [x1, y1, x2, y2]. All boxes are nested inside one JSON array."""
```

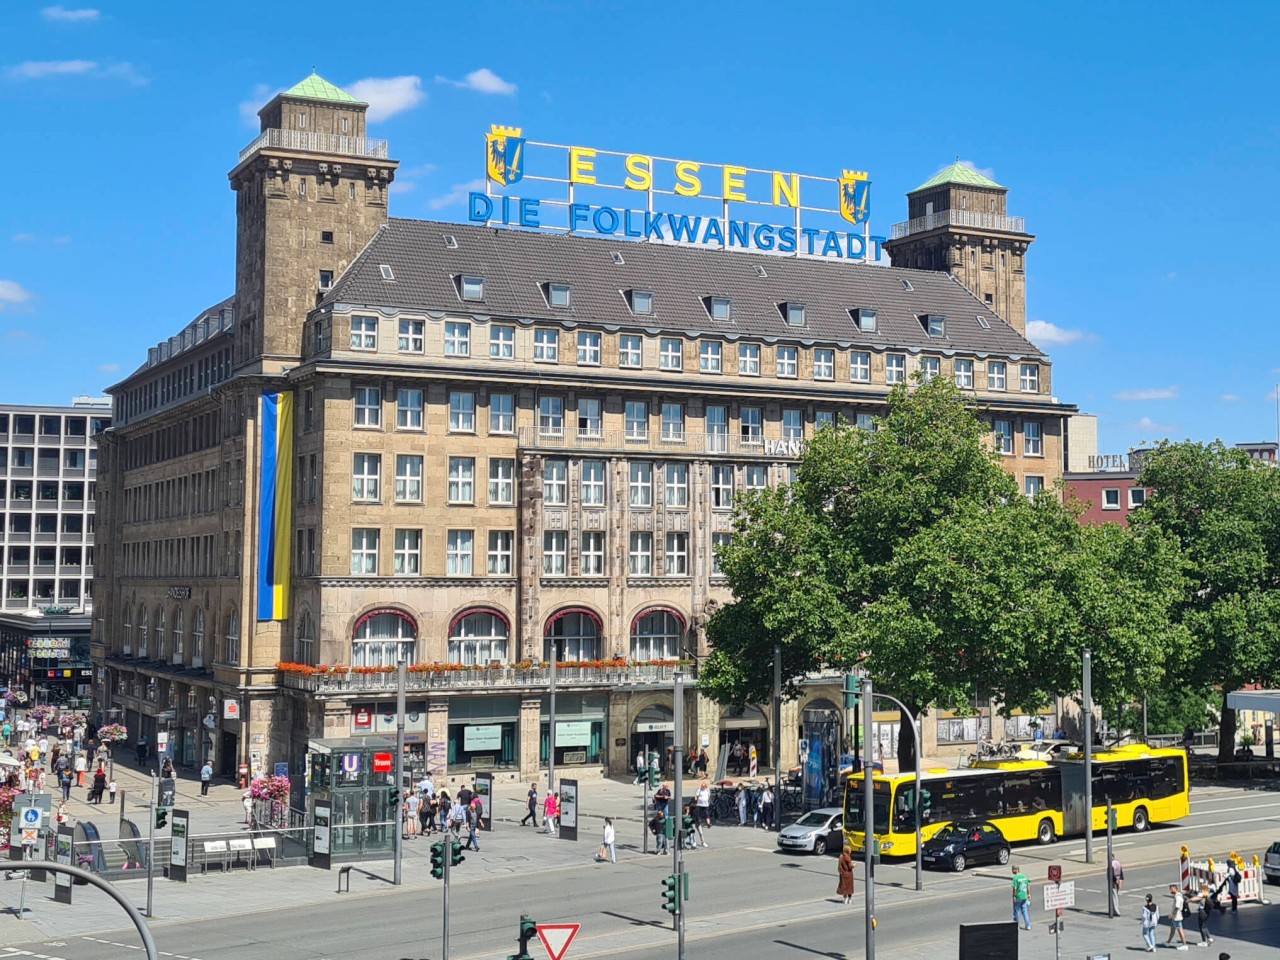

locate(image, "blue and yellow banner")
[[257, 391, 294, 622]]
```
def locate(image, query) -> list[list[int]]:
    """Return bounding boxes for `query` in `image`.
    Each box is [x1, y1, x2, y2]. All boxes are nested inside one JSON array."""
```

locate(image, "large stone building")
[[92, 75, 1073, 792]]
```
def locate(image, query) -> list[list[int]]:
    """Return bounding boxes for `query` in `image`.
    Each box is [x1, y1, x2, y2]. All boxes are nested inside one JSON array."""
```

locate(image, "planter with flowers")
[[97, 723, 129, 744]]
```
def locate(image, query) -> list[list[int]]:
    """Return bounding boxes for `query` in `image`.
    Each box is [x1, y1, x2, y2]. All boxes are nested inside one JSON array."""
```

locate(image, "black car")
[[920, 821, 1011, 872]]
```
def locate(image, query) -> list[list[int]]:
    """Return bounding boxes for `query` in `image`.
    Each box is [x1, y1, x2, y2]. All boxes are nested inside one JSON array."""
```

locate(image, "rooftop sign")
[[468, 126, 886, 262]]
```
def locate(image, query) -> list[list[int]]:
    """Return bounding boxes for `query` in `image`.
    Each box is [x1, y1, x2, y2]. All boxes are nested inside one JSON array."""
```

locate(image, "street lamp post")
[[1083, 649, 1094, 864], [772, 645, 782, 833], [866, 690, 924, 893], [861, 677, 876, 960]]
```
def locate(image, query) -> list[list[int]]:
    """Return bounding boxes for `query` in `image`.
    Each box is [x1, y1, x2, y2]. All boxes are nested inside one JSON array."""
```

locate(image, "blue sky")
[[2, 1, 1278, 453]]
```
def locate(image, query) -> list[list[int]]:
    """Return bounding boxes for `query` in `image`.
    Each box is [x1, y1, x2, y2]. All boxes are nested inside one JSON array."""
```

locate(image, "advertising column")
[[169, 809, 189, 882], [558, 779, 578, 842], [311, 804, 331, 870], [475, 773, 493, 833], [53, 824, 73, 904]]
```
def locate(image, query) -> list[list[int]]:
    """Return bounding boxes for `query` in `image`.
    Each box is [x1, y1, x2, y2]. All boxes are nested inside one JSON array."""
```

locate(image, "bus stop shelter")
[[1226, 690, 1278, 757]]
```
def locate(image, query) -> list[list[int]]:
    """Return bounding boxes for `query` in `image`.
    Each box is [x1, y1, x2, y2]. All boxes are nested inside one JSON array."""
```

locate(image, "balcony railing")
[[518, 427, 806, 459], [238, 128, 390, 162], [890, 208, 1026, 239], [278, 661, 690, 695]]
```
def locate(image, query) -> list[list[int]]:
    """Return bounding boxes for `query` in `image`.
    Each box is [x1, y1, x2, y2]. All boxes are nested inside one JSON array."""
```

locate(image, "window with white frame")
[[661, 402, 685, 441], [744, 464, 768, 491], [920, 356, 940, 382], [398, 319, 424, 353], [353, 386, 381, 427], [619, 334, 643, 368], [577, 331, 602, 365], [1024, 421, 1043, 456], [548, 282, 572, 307], [449, 391, 476, 432], [461, 276, 484, 301], [352, 453, 381, 501], [137, 607, 149, 658], [292, 609, 313, 665], [784, 302, 806, 326], [446, 529, 474, 575], [776, 345, 798, 378], [741, 406, 762, 444], [350, 528, 379, 575], [993, 420, 1013, 456], [543, 459, 567, 505], [444, 321, 470, 356], [578, 398, 602, 438], [224, 609, 241, 665], [490, 393, 515, 434], [630, 289, 654, 315], [487, 531, 514, 575], [490, 324, 515, 359], [581, 531, 606, 576], [1025, 476, 1044, 498], [631, 610, 681, 661], [1102, 488, 1121, 510], [539, 396, 564, 436], [534, 329, 559, 362], [397, 388, 424, 429], [659, 337, 683, 371], [625, 400, 648, 439], [448, 611, 508, 664], [630, 461, 653, 507], [394, 529, 422, 575], [712, 533, 731, 576], [705, 404, 728, 452], [629, 532, 653, 575], [851, 350, 871, 382], [1129, 487, 1147, 509], [699, 341, 722, 373], [447, 457, 475, 503], [350, 316, 377, 351], [988, 361, 1007, 391], [395, 454, 423, 501], [885, 354, 906, 384], [352, 611, 416, 668], [542, 530, 567, 575], [711, 465, 734, 508], [547, 612, 601, 662], [709, 297, 732, 321], [955, 358, 974, 389], [665, 462, 688, 507], [782, 408, 804, 440], [665, 532, 688, 575], [488, 458, 514, 505], [738, 343, 761, 375], [814, 348, 835, 380], [192, 608, 205, 665], [1020, 363, 1040, 393], [581, 460, 606, 506], [856, 412, 876, 432], [816, 410, 835, 430]]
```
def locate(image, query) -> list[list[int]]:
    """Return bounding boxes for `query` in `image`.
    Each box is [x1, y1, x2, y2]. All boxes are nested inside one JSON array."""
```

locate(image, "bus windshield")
[[844, 778, 892, 832]]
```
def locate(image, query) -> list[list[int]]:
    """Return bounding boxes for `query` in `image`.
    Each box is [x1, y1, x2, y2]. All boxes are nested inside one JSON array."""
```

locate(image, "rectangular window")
[[619, 334, 643, 368], [447, 530, 474, 576], [988, 361, 1007, 391], [489, 324, 515, 359], [625, 400, 648, 440], [581, 531, 606, 576], [629, 461, 653, 507], [782, 408, 804, 440], [397, 319, 424, 353], [711, 532, 731, 576], [920, 356, 940, 382], [539, 396, 564, 437], [394, 529, 421, 575], [699, 341, 722, 373], [543, 459, 568, 505], [353, 386, 381, 427], [955, 358, 974, 389], [785, 302, 806, 326], [885, 353, 906, 384], [711, 464, 734, 508], [993, 420, 1013, 456], [925, 315, 946, 337], [631, 290, 653, 315], [1024, 421, 1043, 456], [659, 338, 683, 371], [661, 402, 685, 441], [487, 531, 513, 575], [447, 456, 475, 504], [488, 458, 515, 505], [395, 454, 423, 502], [816, 410, 835, 430], [444, 321, 471, 356], [741, 407, 762, 444], [1020, 363, 1040, 393], [744, 464, 768, 491], [709, 297, 731, 321], [665, 532, 688, 575], [629, 532, 652, 575], [449, 391, 476, 432], [542, 531, 567, 576], [461, 276, 484, 301], [303, 389, 315, 431], [776, 345, 798, 378], [665, 462, 688, 507], [350, 316, 377, 351], [850, 351, 871, 382], [706, 404, 728, 453], [534, 329, 559, 362], [350, 528, 379, 576], [397, 388, 424, 429], [738, 343, 761, 375], [490, 393, 515, 434], [1129, 487, 1147, 509], [814, 348, 835, 380], [578, 398, 602, 438], [352, 453, 381, 501], [581, 460, 606, 506], [577, 331, 601, 365], [1025, 476, 1044, 498], [1102, 488, 1121, 510], [548, 282, 572, 307]]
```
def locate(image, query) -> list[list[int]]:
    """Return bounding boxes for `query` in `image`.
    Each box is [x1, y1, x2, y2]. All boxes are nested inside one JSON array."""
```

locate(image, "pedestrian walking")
[[108, 778, 117, 803], [1225, 861, 1241, 913], [1166, 885, 1189, 949], [1189, 883, 1214, 946], [1140, 894, 1160, 951], [653, 781, 671, 816], [448, 799, 466, 838], [404, 791, 420, 839], [74, 752, 87, 787], [418, 788, 433, 835], [736, 784, 748, 826], [200, 759, 213, 796], [160, 756, 175, 779], [597, 817, 616, 863], [544, 792, 559, 836], [91, 765, 107, 804], [464, 798, 482, 851], [1011, 865, 1032, 930], [58, 767, 72, 801], [731, 741, 743, 776], [634, 749, 646, 785], [521, 783, 539, 827], [760, 785, 775, 829], [649, 810, 669, 854], [837, 845, 855, 904], [242, 790, 254, 826], [695, 781, 711, 832], [1110, 855, 1124, 915]]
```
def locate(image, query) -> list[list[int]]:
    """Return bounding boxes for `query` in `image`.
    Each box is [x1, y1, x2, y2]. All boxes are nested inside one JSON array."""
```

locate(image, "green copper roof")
[[912, 162, 1004, 192], [281, 72, 365, 105]]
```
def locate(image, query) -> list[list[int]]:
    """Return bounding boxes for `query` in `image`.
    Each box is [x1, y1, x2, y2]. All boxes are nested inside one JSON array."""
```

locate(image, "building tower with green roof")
[[227, 72, 399, 371], [883, 162, 1034, 336]]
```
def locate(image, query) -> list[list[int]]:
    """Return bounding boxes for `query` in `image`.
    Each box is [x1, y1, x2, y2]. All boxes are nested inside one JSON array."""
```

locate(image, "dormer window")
[[379, 264, 394, 281], [548, 282, 572, 307], [318, 270, 334, 290], [920, 314, 946, 337], [708, 297, 732, 321], [630, 289, 654, 315], [783, 302, 806, 326], [852, 308, 877, 333], [460, 276, 485, 302]]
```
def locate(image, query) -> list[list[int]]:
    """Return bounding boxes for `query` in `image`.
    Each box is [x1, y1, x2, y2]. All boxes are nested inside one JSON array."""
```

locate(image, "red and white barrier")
[[1180, 846, 1270, 906]]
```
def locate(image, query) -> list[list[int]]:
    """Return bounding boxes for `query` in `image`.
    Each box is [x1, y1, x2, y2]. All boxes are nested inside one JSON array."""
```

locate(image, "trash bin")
[[238, 763, 249, 789]]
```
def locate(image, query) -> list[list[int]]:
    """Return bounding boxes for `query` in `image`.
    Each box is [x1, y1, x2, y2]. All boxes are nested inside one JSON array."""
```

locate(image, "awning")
[[1227, 690, 1280, 713]]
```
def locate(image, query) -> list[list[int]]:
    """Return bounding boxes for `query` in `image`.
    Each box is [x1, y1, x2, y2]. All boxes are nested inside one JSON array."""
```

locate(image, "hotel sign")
[[470, 126, 885, 262]]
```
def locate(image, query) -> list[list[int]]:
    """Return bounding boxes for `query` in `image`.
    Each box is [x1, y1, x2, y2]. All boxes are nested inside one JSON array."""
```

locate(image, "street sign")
[[1048, 864, 1062, 883], [19, 807, 42, 829], [1043, 880, 1075, 910], [20, 828, 39, 846], [536, 923, 580, 960], [372, 752, 392, 774]]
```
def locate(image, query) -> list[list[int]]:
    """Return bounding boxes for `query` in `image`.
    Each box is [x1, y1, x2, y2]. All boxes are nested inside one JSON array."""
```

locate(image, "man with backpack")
[[1166, 885, 1189, 950]]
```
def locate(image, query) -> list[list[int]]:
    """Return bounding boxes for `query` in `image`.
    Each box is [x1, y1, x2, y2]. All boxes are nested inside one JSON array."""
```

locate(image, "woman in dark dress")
[[91, 765, 107, 804], [837, 845, 855, 904]]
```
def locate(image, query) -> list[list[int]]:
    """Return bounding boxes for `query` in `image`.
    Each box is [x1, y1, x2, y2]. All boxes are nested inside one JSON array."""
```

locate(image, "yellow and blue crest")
[[838, 170, 871, 225], [486, 124, 526, 186]]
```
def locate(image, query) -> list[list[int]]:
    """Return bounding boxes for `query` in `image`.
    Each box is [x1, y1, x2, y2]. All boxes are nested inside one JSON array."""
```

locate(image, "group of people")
[[1152, 864, 1243, 951], [402, 776, 485, 851], [519, 782, 563, 836]]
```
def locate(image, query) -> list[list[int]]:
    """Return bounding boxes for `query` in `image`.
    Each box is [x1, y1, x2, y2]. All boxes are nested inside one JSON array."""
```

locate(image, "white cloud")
[[1112, 386, 1180, 402], [347, 76, 424, 122], [1220, 393, 1242, 403], [389, 180, 416, 195], [97, 362, 120, 374], [401, 163, 437, 178], [0, 280, 33, 310], [955, 159, 996, 180], [1165, 271, 1178, 282], [100, 62, 146, 86], [1133, 416, 1178, 434], [428, 178, 486, 211], [6, 59, 97, 79], [1026, 319, 1091, 347], [239, 83, 279, 127], [11, 233, 35, 243], [41, 6, 100, 22], [435, 68, 517, 96]]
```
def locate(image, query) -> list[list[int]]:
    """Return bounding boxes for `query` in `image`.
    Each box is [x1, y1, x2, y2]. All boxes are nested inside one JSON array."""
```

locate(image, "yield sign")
[[536, 923, 580, 960]]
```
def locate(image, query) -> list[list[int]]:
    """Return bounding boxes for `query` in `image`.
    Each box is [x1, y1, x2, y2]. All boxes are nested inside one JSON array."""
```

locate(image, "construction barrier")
[[1179, 846, 1270, 906]]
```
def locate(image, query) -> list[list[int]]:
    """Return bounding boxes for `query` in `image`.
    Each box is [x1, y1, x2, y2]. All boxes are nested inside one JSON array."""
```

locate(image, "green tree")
[[1133, 441, 1280, 759]]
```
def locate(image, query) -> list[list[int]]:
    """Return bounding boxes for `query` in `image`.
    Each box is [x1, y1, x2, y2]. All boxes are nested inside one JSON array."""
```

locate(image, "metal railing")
[[279, 661, 688, 694], [517, 427, 803, 459], [890, 208, 1027, 239], [238, 128, 390, 162]]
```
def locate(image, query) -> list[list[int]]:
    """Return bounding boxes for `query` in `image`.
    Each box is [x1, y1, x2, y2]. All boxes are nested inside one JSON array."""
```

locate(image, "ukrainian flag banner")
[[257, 391, 294, 621]]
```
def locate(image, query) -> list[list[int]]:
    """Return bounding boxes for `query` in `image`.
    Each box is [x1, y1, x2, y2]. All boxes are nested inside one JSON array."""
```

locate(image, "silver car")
[[776, 807, 844, 856]]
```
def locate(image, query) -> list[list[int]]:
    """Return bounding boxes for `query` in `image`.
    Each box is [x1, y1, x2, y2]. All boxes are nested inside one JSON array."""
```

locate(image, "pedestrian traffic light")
[[429, 841, 445, 880], [155, 807, 168, 829], [508, 914, 537, 960], [1107, 808, 1118, 830], [662, 873, 680, 914], [648, 764, 659, 788], [450, 839, 465, 867], [388, 785, 401, 807], [843, 674, 860, 709]]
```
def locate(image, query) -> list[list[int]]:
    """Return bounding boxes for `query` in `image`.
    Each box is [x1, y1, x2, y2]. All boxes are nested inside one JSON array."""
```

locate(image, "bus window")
[[1123, 760, 1151, 800], [845, 779, 891, 832], [1001, 773, 1032, 813], [1150, 756, 1183, 799], [1094, 765, 1136, 806], [1028, 769, 1062, 811]]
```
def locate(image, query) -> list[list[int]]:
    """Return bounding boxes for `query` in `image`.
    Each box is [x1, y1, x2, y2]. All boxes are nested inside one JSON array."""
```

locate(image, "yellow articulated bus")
[[843, 744, 1190, 857]]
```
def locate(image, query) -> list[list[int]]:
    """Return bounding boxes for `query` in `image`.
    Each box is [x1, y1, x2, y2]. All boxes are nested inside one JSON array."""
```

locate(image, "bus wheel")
[[1133, 806, 1149, 832], [1037, 819, 1056, 844]]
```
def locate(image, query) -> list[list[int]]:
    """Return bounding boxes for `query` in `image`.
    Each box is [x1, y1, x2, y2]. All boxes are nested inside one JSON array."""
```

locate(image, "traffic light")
[[843, 674, 860, 709], [155, 807, 168, 829], [662, 873, 680, 914], [1107, 808, 1118, 830], [388, 785, 401, 807], [450, 839, 465, 867], [648, 763, 659, 788], [508, 914, 537, 960], [429, 841, 445, 880]]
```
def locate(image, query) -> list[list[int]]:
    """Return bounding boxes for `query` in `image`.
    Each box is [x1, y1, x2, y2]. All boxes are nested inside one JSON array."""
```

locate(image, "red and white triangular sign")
[[536, 923, 580, 960]]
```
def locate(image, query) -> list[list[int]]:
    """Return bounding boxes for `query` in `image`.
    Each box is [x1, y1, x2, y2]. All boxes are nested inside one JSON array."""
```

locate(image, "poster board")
[[475, 773, 493, 833], [558, 778, 578, 842], [169, 809, 189, 882], [311, 803, 331, 870], [53, 824, 73, 903]]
